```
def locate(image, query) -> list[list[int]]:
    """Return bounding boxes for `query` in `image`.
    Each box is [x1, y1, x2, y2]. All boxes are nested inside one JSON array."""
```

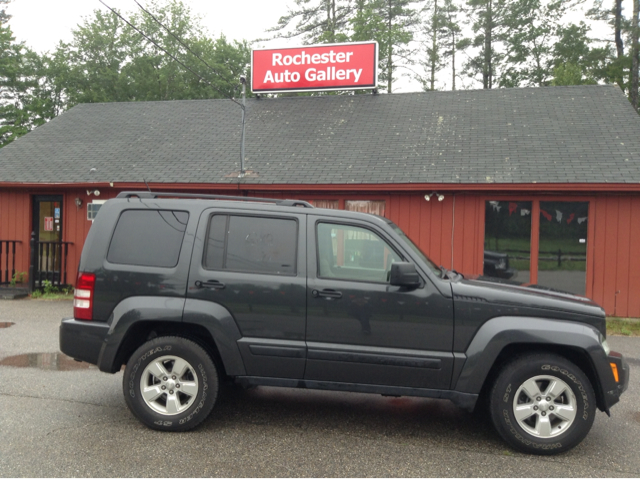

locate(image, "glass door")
[[484, 201, 532, 283], [32, 196, 63, 285], [538, 202, 588, 296]]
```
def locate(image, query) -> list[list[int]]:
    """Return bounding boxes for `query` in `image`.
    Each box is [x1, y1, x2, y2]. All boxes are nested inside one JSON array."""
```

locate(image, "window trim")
[[202, 213, 300, 277]]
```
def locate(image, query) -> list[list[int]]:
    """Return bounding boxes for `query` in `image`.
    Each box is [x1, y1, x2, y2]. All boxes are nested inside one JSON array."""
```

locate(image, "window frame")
[[202, 213, 300, 277], [315, 220, 405, 284]]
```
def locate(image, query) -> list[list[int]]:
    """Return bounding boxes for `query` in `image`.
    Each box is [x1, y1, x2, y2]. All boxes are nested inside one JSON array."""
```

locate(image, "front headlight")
[[601, 336, 611, 356]]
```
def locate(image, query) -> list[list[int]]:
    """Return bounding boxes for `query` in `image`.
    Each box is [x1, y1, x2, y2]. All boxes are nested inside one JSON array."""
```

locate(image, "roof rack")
[[116, 191, 314, 208]]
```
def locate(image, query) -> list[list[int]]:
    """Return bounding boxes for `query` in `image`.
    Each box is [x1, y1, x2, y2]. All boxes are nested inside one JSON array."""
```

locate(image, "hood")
[[451, 274, 606, 334]]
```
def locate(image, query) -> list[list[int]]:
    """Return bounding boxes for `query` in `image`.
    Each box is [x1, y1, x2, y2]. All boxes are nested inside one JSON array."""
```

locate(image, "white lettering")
[[263, 70, 274, 83], [317, 70, 326, 81], [312, 53, 320, 63], [272, 53, 282, 66], [291, 71, 301, 82], [336, 69, 345, 80], [305, 68, 316, 81], [353, 69, 362, 82], [329, 51, 337, 63], [275, 72, 284, 82], [321, 53, 329, 64], [283, 55, 292, 66], [346, 52, 354, 62], [336, 52, 345, 62], [302, 51, 311, 64], [293, 54, 301, 65]]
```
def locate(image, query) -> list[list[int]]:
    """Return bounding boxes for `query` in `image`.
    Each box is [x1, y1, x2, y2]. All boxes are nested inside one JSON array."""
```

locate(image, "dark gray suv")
[[60, 192, 629, 455]]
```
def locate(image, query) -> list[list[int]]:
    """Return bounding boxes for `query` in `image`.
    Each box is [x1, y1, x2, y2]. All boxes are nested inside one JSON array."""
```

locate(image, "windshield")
[[388, 222, 442, 278]]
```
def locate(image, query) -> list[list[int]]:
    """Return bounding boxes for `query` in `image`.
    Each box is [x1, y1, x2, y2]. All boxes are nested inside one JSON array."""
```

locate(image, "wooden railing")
[[0, 240, 21, 285], [29, 233, 73, 290]]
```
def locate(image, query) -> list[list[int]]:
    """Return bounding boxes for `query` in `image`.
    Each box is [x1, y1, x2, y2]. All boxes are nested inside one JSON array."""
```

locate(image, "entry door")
[[305, 216, 455, 390], [32, 196, 63, 284]]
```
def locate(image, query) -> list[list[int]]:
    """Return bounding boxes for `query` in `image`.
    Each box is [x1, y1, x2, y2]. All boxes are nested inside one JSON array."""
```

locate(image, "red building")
[[1, 85, 640, 316]]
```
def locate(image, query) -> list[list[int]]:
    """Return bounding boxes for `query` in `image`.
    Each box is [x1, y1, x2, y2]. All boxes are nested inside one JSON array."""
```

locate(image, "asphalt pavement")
[[0, 299, 638, 477]]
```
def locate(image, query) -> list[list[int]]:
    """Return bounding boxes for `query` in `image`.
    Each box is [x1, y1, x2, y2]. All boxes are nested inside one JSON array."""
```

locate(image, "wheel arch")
[[454, 316, 609, 413]]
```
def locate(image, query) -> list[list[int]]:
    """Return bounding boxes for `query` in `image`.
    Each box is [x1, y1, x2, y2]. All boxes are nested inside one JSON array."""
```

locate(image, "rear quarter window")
[[107, 209, 189, 267]]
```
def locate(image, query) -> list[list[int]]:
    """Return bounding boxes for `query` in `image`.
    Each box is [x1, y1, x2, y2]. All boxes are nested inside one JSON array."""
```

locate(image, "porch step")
[[0, 286, 29, 300]]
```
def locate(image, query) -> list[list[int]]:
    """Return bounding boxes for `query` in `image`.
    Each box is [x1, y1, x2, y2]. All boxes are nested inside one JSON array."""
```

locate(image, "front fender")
[[453, 317, 608, 395]]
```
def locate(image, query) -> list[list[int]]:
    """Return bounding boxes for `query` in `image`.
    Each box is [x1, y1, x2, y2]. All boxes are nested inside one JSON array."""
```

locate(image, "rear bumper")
[[602, 351, 630, 411], [59, 318, 109, 366]]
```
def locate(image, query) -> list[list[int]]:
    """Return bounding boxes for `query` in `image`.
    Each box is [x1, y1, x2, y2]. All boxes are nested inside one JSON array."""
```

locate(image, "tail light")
[[74, 272, 96, 321]]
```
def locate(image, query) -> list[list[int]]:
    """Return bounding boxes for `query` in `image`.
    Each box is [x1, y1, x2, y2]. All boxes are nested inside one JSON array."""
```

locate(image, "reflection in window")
[[317, 223, 401, 283], [484, 201, 532, 283], [538, 202, 588, 295], [204, 215, 297, 276]]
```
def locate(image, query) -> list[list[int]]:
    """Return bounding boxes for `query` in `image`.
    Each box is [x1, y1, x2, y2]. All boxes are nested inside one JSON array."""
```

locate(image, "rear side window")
[[204, 215, 297, 275], [107, 210, 189, 267]]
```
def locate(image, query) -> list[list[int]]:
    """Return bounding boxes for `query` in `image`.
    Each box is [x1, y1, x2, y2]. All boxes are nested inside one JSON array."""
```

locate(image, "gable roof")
[[1, 85, 639, 186]]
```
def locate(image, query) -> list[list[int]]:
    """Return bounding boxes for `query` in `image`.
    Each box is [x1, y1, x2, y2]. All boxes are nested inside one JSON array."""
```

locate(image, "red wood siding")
[[3, 186, 640, 317]]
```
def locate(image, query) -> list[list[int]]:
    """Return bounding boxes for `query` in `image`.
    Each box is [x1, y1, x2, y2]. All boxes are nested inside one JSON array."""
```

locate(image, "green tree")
[[268, 0, 353, 44], [416, 0, 465, 91], [350, 0, 419, 92], [55, 0, 249, 106], [550, 22, 611, 86]]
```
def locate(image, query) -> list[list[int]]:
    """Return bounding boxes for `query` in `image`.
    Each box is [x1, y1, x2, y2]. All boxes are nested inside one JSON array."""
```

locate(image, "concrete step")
[[0, 286, 29, 300]]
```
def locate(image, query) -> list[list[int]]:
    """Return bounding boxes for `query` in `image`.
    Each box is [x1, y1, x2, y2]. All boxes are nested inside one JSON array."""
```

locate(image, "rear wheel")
[[489, 353, 596, 455], [123, 336, 219, 431]]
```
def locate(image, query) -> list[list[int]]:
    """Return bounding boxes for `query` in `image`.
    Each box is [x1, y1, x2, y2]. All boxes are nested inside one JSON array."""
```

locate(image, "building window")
[[310, 200, 339, 209], [87, 200, 106, 221], [345, 200, 386, 217], [538, 201, 589, 296], [484, 201, 532, 283]]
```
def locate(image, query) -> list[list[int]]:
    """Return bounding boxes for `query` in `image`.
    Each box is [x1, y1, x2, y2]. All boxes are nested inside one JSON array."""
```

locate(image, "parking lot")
[[1, 299, 638, 477]]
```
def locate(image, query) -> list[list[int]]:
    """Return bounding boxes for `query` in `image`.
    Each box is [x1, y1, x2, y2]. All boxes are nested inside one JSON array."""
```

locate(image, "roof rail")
[[115, 191, 314, 208]]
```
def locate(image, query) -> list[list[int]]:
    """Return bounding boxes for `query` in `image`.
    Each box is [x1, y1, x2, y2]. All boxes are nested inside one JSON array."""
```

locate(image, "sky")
[[6, 0, 425, 92], [7, 0, 292, 52], [6, 0, 611, 94]]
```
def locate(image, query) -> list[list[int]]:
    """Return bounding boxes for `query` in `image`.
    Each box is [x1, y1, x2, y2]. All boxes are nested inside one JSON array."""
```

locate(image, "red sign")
[[252, 41, 378, 93], [44, 217, 53, 232]]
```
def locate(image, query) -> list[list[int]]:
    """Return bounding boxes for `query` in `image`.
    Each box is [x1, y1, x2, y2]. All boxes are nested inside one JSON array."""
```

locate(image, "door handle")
[[312, 289, 342, 299], [195, 279, 226, 290]]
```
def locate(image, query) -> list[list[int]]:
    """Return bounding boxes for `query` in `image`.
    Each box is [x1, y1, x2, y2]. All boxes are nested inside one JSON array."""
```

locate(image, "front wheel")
[[489, 353, 596, 455], [123, 336, 219, 431]]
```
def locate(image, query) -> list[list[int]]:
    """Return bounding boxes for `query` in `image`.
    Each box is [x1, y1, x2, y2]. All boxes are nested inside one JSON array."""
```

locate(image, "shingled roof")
[[1, 85, 639, 185]]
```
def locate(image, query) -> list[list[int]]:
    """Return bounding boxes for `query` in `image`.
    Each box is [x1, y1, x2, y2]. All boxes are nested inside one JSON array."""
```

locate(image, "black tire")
[[123, 336, 219, 431], [489, 353, 596, 455]]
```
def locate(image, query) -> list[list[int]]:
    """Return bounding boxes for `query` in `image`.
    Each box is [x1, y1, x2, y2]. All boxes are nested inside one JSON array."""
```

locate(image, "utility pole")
[[240, 75, 247, 177]]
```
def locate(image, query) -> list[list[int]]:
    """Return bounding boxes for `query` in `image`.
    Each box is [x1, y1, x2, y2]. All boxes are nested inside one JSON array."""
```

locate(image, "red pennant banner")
[[566, 213, 575, 224], [508, 202, 518, 216], [541, 210, 552, 221]]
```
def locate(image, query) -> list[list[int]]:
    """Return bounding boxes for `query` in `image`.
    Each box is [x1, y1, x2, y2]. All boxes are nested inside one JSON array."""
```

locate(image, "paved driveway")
[[0, 299, 638, 477]]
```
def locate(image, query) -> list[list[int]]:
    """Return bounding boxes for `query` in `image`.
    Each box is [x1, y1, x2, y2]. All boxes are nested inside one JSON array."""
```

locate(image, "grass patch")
[[607, 317, 640, 337], [30, 280, 73, 300]]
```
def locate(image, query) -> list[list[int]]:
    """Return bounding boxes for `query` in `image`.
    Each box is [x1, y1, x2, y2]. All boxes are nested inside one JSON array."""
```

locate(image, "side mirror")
[[389, 262, 421, 287]]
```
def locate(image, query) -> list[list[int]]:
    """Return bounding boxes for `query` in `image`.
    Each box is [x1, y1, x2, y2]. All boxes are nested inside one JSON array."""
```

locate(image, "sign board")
[[44, 217, 54, 232], [252, 41, 378, 94]]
